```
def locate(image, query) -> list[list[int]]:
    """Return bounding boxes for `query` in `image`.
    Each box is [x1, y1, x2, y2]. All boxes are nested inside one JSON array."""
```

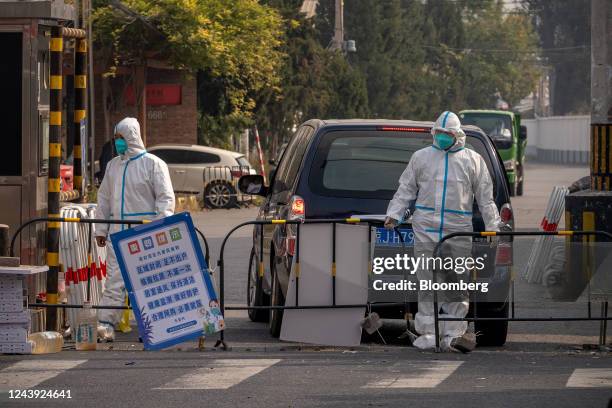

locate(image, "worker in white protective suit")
[[95, 117, 175, 341], [384, 111, 501, 352]]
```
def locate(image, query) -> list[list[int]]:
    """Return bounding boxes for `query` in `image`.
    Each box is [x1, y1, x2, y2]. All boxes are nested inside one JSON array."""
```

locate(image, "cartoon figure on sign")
[[202, 310, 215, 335], [201, 299, 225, 334], [209, 299, 225, 330]]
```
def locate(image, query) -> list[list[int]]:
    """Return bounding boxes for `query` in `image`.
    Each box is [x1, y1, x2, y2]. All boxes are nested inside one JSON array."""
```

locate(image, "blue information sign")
[[111, 212, 223, 350]]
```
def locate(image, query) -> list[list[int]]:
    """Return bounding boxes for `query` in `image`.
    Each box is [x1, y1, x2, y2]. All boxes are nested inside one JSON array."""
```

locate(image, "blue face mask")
[[114, 138, 128, 155], [434, 133, 455, 150]]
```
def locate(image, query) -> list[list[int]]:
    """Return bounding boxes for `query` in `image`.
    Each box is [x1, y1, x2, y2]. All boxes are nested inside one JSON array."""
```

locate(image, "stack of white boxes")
[[0, 274, 31, 354]]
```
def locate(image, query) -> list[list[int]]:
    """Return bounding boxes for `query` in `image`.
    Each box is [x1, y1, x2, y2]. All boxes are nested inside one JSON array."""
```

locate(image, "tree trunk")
[[134, 64, 147, 145], [101, 75, 111, 143]]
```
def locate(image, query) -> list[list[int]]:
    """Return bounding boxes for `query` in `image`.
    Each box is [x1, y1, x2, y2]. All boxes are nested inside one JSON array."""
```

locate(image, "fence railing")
[[10, 216, 210, 312], [431, 229, 612, 352], [212, 218, 612, 351], [10, 215, 612, 352]]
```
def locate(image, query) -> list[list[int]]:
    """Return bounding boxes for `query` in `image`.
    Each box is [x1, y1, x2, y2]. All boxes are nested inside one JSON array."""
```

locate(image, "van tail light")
[[500, 203, 513, 225], [378, 126, 430, 133], [286, 196, 305, 256], [290, 196, 305, 219], [230, 170, 242, 178]]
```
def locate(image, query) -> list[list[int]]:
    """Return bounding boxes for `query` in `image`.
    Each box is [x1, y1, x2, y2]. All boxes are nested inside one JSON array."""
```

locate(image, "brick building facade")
[[93, 66, 197, 158]]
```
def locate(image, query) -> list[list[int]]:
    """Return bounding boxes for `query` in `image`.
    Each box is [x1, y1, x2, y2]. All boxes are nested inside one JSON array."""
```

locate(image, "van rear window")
[[308, 130, 494, 199], [236, 156, 251, 167]]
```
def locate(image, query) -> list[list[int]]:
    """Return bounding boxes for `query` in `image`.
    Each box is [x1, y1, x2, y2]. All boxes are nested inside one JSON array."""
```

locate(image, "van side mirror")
[[238, 174, 268, 196], [519, 125, 527, 141]]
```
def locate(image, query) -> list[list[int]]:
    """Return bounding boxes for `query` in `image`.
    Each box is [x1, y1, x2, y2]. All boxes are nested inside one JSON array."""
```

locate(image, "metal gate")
[[211, 218, 612, 351]]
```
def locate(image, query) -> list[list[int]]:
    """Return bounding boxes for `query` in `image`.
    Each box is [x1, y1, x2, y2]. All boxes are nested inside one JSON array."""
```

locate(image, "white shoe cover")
[[413, 334, 437, 350], [97, 323, 115, 342]]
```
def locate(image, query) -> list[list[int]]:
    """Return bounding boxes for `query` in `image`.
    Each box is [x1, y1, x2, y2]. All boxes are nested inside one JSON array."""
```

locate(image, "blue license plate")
[[376, 227, 414, 246]]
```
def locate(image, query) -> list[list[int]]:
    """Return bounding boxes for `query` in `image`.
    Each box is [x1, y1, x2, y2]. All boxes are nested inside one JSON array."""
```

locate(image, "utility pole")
[[330, 0, 344, 51], [328, 0, 356, 54]]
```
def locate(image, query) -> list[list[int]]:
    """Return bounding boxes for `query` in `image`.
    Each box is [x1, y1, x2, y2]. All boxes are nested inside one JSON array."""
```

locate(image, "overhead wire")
[[421, 44, 589, 54]]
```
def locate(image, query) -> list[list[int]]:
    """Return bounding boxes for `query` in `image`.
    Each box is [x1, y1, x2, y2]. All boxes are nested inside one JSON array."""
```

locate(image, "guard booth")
[[0, 1, 87, 329]]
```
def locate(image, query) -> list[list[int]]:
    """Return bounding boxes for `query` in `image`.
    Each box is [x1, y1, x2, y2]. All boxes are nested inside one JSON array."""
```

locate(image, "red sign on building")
[[125, 84, 182, 106]]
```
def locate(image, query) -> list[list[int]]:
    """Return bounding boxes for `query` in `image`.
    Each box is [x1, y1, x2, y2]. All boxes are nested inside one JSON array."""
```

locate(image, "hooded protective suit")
[[96, 117, 175, 330], [386, 111, 501, 350]]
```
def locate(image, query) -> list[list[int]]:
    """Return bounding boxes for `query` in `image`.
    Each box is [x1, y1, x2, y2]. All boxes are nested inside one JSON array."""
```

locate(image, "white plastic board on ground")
[[0, 265, 48, 276], [280, 223, 372, 347]]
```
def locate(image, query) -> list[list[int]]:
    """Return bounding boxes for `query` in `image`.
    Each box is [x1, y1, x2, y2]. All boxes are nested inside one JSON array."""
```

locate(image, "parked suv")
[[148, 144, 255, 208], [240, 120, 514, 346]]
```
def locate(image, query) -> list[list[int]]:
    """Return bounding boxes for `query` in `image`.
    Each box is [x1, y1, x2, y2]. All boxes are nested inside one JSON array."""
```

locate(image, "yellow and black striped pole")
[[46, 26, 63, 330], [590, 123, 612, 191], [73, 38, 87, 195]]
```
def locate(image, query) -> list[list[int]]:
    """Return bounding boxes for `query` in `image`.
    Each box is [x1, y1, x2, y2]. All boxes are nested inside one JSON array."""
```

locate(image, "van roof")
[[318, 119, 435, 127], [148, 144, 243, 158], [459, 109, 515, 117], [305, 119, 485, 135]]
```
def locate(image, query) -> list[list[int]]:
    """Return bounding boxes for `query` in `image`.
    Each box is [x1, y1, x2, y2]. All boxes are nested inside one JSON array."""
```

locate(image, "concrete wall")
[[523, 115, 590, 164]]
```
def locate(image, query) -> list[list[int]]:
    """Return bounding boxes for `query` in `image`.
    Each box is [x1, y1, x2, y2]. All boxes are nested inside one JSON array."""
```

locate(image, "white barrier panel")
[[59, 205, 107, 332], [522, 186, 569, 284], [280, 224, 372, 347], [523, 115, 590, 164]]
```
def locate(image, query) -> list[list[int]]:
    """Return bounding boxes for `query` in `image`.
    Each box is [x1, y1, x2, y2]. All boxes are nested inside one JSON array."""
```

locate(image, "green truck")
[[459, 110, 527, 196]]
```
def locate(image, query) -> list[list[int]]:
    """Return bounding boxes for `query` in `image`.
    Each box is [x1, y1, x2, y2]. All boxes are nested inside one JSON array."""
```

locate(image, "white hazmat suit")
[[386, 111, 501, 350], [96, 118, 175, 336]]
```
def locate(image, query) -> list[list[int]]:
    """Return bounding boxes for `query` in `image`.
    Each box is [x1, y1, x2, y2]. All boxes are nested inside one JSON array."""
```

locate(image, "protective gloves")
[[384, 217, 398, 230]]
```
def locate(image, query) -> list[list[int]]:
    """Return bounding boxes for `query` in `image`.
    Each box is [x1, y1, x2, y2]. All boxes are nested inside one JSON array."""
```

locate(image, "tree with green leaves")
[[458, 1, 540, 109], [317, 0, 539, 119], [93, 0, 284, 146], [523, 0, 590, 115]]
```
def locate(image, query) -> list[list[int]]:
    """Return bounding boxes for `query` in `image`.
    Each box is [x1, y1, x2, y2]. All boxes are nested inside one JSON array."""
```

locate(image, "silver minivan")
[[149, 144, 255, 208]]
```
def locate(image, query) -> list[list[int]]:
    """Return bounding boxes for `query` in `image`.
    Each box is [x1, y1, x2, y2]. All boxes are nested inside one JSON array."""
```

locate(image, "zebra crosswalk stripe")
[[363, 360, 463, 389], [0, 360, 87, 391], [2, 358, 608, 392], [566, 368, 612, 388], [154, 359, 281, 390]]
